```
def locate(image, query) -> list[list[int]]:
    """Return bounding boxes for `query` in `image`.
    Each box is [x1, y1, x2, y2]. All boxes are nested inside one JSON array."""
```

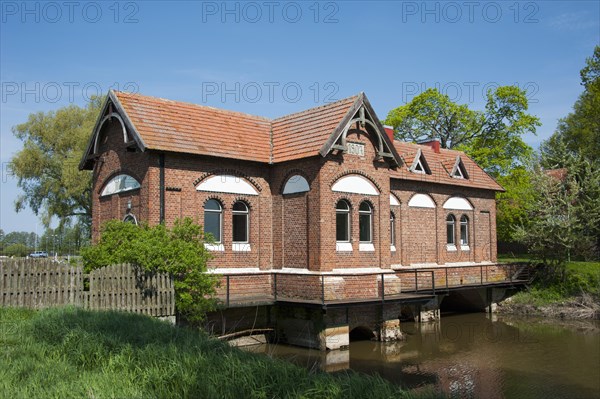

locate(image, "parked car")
[[29, 251, 48, 258]]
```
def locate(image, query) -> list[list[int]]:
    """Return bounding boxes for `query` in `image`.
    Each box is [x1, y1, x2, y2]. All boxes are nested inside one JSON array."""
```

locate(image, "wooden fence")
[[0, 259, 175, 321]]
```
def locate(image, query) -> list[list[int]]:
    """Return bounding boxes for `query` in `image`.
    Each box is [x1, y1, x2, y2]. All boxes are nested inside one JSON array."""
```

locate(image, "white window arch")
[[408, 193, 435, 208], [283, 175, 310, 194], [196, 175, 258, 196], [332, 175, 379, 196], [443, 197, 473, 211], [390, 194, 400, 206], [101, 174, 140, 196]]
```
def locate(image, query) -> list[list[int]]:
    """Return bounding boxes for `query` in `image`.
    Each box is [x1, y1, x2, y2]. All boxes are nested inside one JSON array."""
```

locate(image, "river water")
[[243, 313, 600, 398]]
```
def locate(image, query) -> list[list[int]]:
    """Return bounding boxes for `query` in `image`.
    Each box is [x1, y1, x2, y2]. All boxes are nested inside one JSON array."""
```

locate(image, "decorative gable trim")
[[409, 148, 431, 175], [79, 90, 146, 170], [319, 93, 402, 167], [450, 156, 469, 179]]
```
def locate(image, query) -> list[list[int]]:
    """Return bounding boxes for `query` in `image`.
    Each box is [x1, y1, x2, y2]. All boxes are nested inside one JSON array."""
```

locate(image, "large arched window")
[[359, 202, 373, 243], [204, 199, 222, 243], [460, 215, 469, 247], [336, 200, 351, 242], [446, 215, 456, 247], [232, 201, 249, 243]]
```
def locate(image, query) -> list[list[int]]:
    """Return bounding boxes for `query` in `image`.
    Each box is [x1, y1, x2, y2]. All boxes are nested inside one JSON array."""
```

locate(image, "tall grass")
[[0, 307, 442, 399]]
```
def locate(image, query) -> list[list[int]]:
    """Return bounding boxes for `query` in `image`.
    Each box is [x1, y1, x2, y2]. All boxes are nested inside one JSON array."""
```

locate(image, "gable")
[[317, 93, 402, 167]]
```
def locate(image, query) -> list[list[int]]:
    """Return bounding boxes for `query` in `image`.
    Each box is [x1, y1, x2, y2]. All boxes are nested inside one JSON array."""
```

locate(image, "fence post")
[[381, 273, 385, 302], [273, 273, 277, 301], [445, 267, 449, 290], [431, 271, 435, 293], [321, 274, 325, 305], [415, 270, 418, 292], [480, 265, 483, 285], [226, 275, 230, 308]]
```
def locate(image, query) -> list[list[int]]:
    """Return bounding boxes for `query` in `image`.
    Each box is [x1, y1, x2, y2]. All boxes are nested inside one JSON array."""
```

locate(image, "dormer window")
[[410, 149, 431, 175], [451, 156, 469, 179]]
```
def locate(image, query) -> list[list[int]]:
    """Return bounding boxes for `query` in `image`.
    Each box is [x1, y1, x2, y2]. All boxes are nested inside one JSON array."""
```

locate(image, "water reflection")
[[242, 313, 600, 398]]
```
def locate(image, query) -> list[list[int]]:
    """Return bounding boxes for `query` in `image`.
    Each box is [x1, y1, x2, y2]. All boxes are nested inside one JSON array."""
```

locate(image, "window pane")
[[336, 200, 349, 211], [233, 201, 248, 212], [460, 216, 468, 245], [447, 221, 455, 245], [359, 213, 371, 242], [359, 202, 371, 212], [205, 199, 221, 211], [390, 214, 395, 245], [233, 214, 248, 242], [336, 212, 349, 241], [204, 212, 221, 242]]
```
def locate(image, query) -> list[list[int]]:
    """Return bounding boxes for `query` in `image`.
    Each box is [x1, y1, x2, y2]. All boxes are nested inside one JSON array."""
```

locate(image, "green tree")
[[10, 98, 102, 229], [384, 86, 540, 176], [81, 218, 219, 322], [515, 159, 600, 261], [495, 166, 535, 242], [385, 86, 540, 241], [4, 243, 29, 258], [541, 46, 600, 167]]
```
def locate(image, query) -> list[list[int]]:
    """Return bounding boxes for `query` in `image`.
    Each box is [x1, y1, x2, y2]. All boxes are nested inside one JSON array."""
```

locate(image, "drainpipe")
[[159, 153, 165, 224]]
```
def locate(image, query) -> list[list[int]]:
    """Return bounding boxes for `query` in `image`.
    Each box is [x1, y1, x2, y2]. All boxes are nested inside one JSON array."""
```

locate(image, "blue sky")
[[1, 0, 598, 234]]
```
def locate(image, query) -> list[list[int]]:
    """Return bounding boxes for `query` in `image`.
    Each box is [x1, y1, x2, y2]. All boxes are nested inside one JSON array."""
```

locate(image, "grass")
[[498, 254, 600, 307], [0, 307, 443, 399]]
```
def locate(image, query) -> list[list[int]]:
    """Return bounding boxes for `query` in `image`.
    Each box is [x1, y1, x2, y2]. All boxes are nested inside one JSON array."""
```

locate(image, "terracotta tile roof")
[[271, 95, 359, 162], [114, 91, 272, 163], [107, 91, 502, 191], [390, 141, 505, 191]]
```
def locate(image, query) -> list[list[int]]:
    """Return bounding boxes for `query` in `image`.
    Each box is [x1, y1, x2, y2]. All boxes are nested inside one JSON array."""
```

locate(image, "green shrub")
[[81, 218, 219, 322]]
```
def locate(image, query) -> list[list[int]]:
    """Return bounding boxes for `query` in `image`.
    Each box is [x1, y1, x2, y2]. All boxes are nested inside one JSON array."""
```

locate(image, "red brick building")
[[81, 90, 503, 272], [80, 90, 511, 348]]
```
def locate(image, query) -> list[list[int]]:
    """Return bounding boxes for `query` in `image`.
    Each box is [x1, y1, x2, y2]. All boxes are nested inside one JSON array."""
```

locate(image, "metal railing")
[[215, 263, 534, 307]]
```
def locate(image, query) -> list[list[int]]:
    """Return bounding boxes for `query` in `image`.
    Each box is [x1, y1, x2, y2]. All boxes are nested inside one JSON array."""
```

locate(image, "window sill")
[[446, 244, 457, 252], [204, 243, 224, 252], [336, 242, 353, 252], [359, 243, 375, 252], [461, 245, 470, 251], [390, 245, 397, 252], [232, 243, 251, 252]]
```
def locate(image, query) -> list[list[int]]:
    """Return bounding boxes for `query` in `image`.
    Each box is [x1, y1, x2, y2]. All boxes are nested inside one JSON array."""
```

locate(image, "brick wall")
[[92, 121, 498, 271]]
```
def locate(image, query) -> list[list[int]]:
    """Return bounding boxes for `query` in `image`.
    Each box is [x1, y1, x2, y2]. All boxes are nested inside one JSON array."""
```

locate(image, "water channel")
[[243, 313, 600, 398]]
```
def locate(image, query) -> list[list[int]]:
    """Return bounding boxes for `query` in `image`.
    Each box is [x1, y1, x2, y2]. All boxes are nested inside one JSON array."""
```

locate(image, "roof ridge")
[[272, 93, 361, 122], [112, 90, 272, 122]]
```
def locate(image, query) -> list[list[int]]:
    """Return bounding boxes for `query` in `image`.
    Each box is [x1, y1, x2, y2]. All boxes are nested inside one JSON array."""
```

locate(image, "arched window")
[[101, 174, 140, 196], [336, 200, 350, 242], [446, 215, 456, 246], [359, 202, 373, 243], [460, 215, 469, 247], [390, 212, 396, 247], [204, 199, 222, 243], [232, 201, 249, 243]]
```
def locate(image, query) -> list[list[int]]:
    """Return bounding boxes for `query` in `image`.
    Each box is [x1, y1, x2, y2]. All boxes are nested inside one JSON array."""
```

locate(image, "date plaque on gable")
[[347, 142, 365, 157]]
